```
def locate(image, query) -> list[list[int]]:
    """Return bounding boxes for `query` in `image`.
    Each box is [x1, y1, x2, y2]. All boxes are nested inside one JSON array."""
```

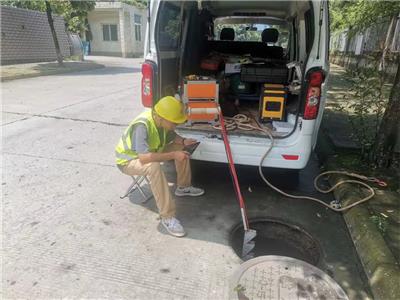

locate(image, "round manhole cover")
[[230, 256, 348, 300]]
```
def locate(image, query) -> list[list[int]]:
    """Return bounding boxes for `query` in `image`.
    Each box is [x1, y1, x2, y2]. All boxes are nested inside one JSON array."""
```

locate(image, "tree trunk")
[[45, 1, 63, 66], [374, 57, 400, 167]]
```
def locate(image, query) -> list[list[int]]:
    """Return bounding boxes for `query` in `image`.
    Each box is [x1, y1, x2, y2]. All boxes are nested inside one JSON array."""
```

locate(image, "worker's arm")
[[173, 134, 185, 145], [173, 133, 197, 146], [138, 151, 189, 165], [132, 125, 189, 164]]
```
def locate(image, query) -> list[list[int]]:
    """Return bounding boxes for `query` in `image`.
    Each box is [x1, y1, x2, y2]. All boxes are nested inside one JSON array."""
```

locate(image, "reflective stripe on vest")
[[121, 133, 130, 151], [115, 151, 134, 161]]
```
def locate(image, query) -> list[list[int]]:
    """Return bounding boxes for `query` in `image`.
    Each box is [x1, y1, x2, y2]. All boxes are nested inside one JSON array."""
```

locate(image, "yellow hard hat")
[[154, 96, 187, 124]]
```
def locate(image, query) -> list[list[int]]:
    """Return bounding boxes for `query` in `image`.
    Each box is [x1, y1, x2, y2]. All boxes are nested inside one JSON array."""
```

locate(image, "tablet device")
[[183, 142, 200, 155]]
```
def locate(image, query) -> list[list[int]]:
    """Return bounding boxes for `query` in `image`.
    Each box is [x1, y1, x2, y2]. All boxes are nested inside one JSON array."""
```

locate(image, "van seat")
[[205, 27, 284, 59], [260, 28, 284, 59], [206, 40, 284, 59], [220, 28, 235, 40]]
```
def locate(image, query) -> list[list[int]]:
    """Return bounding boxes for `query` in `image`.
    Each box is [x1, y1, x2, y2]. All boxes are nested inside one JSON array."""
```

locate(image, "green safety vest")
[[115, 110, 167, 166]]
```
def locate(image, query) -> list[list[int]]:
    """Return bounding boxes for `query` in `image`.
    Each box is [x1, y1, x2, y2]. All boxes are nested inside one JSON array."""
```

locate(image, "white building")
[[86, 2, 146, 57]]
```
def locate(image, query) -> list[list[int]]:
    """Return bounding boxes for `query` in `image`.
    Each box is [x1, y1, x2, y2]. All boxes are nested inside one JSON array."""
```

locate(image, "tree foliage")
[[214, 24, 260, 42], [330, 0, 400, 33], [122, 0, 149, 9], [340, 68, 389, 162], [330, 1, 400, 168], [2, 0, 95, 35]]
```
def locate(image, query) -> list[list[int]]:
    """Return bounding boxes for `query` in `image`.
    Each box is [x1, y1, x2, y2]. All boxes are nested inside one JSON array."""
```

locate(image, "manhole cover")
[[230, 256, 348, 300], [230, 219, 321, 265]]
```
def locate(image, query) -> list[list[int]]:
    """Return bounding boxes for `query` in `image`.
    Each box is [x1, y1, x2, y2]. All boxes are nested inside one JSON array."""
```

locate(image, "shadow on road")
[[56, 66, 141, 77]]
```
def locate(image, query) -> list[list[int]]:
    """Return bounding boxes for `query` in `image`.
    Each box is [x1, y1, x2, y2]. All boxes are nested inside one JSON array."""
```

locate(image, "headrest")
[[220, 28, 235, 41], [262, 28, 279, 43]]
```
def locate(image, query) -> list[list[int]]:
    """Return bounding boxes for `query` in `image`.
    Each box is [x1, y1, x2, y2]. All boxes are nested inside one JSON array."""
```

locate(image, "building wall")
[[1, 6, 71, 65], [87, 11, 122, 56], [125, 5, 146, 56], [87, 3, 146, 58], [124, 12, 133, 55]]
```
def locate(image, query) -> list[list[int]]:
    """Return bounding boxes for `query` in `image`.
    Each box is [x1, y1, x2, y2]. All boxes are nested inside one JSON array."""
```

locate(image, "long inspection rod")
[[217, 108, 250, 231]]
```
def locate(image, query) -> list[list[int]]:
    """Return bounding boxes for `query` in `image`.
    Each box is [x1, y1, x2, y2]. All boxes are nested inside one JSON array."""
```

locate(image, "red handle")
[[218, 108, 250, 230]]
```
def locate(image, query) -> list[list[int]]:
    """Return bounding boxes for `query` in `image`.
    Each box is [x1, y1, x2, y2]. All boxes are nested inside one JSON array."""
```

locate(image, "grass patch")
[[370, 214, 389, 235]]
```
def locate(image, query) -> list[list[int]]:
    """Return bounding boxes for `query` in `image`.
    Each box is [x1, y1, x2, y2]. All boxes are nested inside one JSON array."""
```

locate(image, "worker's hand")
[[183, 138, 197, 146], [174, 151, 190, 162]]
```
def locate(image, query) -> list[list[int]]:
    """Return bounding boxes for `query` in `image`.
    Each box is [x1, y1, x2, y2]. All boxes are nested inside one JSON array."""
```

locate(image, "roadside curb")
[[317, 131, 400, 300], [1, 62, 105, 82]]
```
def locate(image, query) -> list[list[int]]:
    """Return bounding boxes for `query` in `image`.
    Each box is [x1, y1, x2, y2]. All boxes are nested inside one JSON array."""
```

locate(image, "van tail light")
[[304, 70, 325, 120], [141, 62, 154, 107], [282, 154, 299, 160]]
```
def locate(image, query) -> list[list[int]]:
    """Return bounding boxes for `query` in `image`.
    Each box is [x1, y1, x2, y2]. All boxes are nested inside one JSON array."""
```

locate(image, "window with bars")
[[134, 14, 141, 41], [102, 24, 118, 41]]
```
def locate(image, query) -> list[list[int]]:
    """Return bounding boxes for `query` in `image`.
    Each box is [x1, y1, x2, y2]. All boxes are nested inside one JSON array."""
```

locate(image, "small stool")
[[120, 175, 152, 203]]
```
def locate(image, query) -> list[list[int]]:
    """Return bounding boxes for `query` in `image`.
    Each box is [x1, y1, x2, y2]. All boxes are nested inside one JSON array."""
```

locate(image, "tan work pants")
[[120, 143, 191, 218]]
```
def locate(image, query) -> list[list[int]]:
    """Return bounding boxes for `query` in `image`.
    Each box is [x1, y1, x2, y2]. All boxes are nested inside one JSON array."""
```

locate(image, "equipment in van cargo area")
[[259, 84, 287, 121], [182, 77, 219, 125], [225, 63, 241, 74], [241, 63, 288, 84], [200, 55, 223, 71], [229, 74, 252, 95], [200, 59, 220, 71]]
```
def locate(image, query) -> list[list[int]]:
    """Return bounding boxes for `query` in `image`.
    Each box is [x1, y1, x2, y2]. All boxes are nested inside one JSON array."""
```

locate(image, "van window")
[[304, 9, 314, 54], [157, 3, 181, 50], [214, 19, 290, 49]]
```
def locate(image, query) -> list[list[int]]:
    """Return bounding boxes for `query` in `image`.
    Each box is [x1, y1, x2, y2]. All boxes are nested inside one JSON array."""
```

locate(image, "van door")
[[155, 1, 183, 98], [308, 0, 330, 147]]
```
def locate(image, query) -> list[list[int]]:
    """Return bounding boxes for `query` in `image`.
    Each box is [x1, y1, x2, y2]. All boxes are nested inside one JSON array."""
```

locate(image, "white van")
[[142, 0, 329, 169]]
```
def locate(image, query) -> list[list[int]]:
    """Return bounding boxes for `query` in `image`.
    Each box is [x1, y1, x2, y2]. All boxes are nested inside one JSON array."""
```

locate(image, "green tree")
[[122, 0, 148, 9], [214, 23, 261, 42], [374, 58, 399, 167], [330, 0, 400, 32], [330, 0, 400, 167], [64, 1, 96, 34], [45, 0, 63, 66]]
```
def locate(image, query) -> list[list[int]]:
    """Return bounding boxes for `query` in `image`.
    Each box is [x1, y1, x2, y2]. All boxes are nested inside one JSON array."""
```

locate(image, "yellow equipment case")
[[259, 83, 287, 122]]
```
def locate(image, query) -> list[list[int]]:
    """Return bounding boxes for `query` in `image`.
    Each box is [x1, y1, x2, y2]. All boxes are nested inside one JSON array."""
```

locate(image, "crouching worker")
[[115, 96, 204, 237]]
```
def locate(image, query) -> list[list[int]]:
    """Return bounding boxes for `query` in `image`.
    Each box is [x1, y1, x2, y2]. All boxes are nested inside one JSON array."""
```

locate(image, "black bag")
[[241, 63, 288, 84]]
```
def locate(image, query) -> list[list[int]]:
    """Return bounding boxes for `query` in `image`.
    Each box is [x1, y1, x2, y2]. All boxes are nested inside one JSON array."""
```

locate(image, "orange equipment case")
[[183, 78, 219, 125]]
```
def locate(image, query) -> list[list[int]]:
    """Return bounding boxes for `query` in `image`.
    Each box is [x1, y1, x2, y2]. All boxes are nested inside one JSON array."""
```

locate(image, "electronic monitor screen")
[[183, 142, 200, 155]]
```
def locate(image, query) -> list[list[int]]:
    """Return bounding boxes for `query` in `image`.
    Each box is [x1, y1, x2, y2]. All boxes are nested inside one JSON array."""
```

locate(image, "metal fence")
[[330, 15, 400, 55]]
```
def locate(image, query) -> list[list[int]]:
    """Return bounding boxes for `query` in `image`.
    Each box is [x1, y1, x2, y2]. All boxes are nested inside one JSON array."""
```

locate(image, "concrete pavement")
[[2, 57, 371, 299]]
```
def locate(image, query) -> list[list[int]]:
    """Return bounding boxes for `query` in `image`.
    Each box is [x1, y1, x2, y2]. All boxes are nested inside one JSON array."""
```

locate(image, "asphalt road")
[[2, 57, 371, 299]]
